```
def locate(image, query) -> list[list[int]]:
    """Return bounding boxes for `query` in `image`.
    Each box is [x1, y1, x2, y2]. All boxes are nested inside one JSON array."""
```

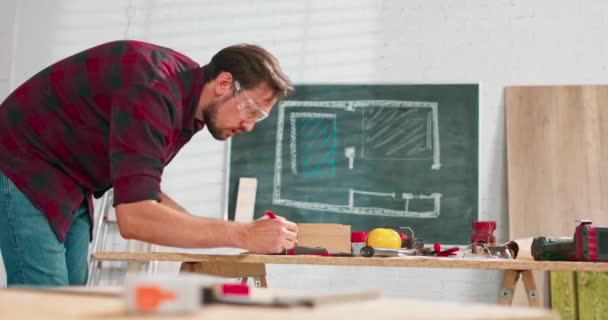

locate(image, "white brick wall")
[[2, 0, 608, 301], [0, 0, 17, 99], [0, 0, 18, 288]]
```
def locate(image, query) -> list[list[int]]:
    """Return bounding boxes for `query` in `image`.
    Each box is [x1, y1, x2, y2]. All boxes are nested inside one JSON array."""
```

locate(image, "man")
[[0, 40, 298, 286]]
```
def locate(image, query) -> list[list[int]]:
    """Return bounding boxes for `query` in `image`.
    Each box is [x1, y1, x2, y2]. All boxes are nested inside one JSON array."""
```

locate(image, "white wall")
[[0, 0, 16, 97], [0, 0, 18, 288], [3, 0, 608, 301]]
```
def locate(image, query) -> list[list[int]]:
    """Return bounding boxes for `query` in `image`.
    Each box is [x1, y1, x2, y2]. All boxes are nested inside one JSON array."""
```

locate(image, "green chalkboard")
[[228, 84, 478, 244]]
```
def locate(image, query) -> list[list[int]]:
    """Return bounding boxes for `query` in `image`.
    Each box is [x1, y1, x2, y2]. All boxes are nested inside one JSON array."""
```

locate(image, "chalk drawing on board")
[[348, 189, 396, 208], [289, 112, 337, 176], [274, 100, 441, 218], [344, 146, 355, 169], [401, 193, 442, 217], [362, 104, 441, 170]]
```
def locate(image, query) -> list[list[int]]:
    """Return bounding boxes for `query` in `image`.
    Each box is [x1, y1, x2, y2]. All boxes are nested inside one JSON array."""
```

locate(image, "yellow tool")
[[366, 228, 402, 249]]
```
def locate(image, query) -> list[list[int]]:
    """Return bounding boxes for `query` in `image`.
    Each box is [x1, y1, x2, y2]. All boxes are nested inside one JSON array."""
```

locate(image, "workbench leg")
[[236, 276, 268, 288], [498, 270, 519, 305], [521, 270, 541, 308], [253, 276, 267, 288], [180, 262, 196, 273], [179, 261, 267, 288]]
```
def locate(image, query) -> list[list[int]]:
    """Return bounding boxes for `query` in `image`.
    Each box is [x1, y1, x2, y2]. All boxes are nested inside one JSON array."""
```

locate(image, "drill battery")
[[531, 220, 608, 262], [575, 220, 608, 261]]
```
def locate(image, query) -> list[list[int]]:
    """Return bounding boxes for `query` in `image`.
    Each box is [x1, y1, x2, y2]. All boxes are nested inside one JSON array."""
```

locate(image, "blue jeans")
[[0, 171, 90, 286]]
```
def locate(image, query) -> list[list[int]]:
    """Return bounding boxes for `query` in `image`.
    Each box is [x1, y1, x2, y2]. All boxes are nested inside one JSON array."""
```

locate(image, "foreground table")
[[0, 287, 558, 320], [93, 251, 608, 308]]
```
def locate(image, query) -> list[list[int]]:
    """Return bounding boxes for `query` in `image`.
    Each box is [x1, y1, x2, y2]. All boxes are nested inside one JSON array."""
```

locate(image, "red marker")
[[265, 210, 277, 219]]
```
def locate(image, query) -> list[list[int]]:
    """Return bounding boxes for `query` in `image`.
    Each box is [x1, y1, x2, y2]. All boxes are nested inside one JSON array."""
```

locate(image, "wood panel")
[[297, 224, 351, 253], [506, 85, 608, 311], [550, 271, 577, 319], [233, 178, 257, 222], [576, 272, 608, 319], [506, 85, 608, 238]]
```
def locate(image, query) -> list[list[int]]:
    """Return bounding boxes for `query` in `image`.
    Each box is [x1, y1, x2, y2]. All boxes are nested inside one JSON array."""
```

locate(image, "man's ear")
[[214, 72, 234, 96]]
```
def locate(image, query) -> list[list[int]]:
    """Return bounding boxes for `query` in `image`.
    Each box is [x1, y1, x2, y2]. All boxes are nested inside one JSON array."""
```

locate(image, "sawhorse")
[[498, 270, 541, 307], [180, 261, 268, 288]]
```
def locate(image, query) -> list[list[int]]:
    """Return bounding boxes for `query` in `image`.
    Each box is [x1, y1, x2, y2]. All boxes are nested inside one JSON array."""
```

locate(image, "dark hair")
[[203, 44, 294, 99]]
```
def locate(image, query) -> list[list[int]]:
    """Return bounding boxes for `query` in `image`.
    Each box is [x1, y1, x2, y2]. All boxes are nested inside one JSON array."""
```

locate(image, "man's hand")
[[243, 216, 298, 254]]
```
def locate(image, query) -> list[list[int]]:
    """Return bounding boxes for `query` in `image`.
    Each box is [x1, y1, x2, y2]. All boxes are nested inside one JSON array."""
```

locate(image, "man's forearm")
[[116, 200, 247, 248], [160, 192, 189, 214]]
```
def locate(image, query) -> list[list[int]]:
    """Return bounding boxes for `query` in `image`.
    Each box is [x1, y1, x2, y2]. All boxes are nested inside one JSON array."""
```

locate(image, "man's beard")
[[204, 102, 224, 140], [203, 96, 230, 140]]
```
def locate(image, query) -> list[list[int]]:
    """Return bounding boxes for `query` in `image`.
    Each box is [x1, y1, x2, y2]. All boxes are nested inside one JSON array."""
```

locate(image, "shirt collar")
[[177, 67, 206, 132]]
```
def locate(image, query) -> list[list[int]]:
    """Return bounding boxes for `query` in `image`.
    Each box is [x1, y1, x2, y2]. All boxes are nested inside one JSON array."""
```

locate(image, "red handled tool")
[[433, 243, 460, 257]]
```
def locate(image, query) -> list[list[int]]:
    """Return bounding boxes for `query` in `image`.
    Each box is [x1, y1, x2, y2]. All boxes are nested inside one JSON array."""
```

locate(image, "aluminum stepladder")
[[87, 189, 157, 285]]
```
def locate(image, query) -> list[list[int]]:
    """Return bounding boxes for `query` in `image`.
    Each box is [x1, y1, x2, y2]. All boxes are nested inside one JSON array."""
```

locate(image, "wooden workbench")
[[0, 287, 558, 320], [93, 252, 608, 308]]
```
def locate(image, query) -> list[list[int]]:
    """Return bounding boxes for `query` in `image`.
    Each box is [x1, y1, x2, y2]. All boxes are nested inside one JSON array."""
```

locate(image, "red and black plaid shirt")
[[0, 40, 206, 241]]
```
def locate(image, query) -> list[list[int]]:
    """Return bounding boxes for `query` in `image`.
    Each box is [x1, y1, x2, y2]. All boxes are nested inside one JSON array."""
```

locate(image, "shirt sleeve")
[[109, 84, 176, 206]]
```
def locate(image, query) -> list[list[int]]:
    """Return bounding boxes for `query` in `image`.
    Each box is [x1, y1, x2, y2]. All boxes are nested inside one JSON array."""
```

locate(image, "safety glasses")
[[234, 81, 269, 123]]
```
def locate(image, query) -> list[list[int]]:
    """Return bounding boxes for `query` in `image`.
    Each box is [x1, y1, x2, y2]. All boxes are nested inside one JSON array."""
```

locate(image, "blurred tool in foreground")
[[125, 273, 378, 314]]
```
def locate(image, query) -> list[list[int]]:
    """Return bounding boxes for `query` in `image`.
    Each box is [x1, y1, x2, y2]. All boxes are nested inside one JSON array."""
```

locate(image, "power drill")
[[532, 220, 608, 261]]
